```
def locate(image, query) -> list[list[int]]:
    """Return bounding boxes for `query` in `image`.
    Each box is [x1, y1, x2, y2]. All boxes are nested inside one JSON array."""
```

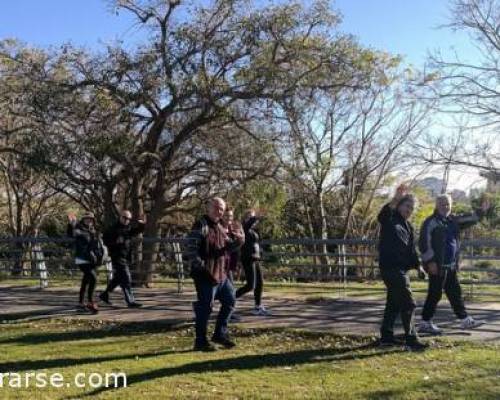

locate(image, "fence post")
[[173, 242, 184, 294], [34, 244, 48, 289], [337, 243, 347, 299]]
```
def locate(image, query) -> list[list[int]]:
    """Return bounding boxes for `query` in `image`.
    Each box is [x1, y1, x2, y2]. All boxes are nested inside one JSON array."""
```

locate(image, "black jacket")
[[67, 221, 101, 266], [241, 216, 261, 260], [377, 204, 419, 271], [103, 221, 145, 266]]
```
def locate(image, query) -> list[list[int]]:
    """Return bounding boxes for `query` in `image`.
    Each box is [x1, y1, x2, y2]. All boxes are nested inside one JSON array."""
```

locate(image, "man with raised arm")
[[418, 194, 490, 334], [99, 210, 145, 308]]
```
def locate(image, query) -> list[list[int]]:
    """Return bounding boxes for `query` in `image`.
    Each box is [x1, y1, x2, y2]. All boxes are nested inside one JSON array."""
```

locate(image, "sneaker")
[[86, 302, 99, 314], [211, 335, 236, 349], [405, 340, 429, 352], [418, 320, 442, 335], [127, 302, 143, 308], [77, 302, 86, 311], [251, 305, 270, 316], [99, 292, 112, 305], [193, 340, 217, 352], [460, 316, 483, 330]]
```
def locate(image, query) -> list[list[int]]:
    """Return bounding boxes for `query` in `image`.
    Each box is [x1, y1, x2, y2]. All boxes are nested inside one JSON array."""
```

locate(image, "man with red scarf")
[[187, 197, 244, 351]]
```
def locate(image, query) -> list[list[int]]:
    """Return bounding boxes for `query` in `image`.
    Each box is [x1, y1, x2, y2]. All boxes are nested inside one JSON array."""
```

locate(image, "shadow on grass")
[[0, 319, 190, 345], [0, 348, 192, 373], [1, 307, 81, 322], [69, 342, 400, 399]]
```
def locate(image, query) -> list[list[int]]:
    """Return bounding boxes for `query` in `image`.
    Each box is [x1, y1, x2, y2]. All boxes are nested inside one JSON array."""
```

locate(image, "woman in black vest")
[[235, 210, 269, 316], [377, 185, 427, 351]]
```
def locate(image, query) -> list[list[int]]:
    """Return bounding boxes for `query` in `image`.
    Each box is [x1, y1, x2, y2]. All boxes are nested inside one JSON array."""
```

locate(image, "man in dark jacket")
[[418, 194, 490, 334], [187, 197, 244, 351], [377, 184, 427, 351], [99, 210, 145, 308]]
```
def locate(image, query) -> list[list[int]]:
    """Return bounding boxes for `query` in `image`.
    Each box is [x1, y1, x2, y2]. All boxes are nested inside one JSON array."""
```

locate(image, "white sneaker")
[[460, 316, 483, 330], [418, 320, 442, 335], [251, 305, 271, 316]]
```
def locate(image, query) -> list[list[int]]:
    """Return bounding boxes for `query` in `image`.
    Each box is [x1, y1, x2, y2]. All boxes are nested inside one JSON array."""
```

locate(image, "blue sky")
[[0, 0, 475, 67], [0, 0, 483, 191]]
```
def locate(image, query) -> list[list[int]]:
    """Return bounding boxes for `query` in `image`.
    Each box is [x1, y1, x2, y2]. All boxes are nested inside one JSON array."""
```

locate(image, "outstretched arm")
[[455, 199, 491, 231]]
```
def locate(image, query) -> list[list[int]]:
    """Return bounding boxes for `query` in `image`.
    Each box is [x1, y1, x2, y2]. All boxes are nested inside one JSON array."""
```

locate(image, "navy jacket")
[[419, 210, 482, 269]]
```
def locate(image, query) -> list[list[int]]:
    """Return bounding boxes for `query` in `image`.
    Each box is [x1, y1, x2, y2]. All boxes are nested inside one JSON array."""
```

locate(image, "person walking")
[[235, 210, 269, 316], [418, 194, 490, 334], [377, 184, 427, 351], [187, 197, 244, 351], [99, 210, 145, 308], [67, 212, 104, 314]]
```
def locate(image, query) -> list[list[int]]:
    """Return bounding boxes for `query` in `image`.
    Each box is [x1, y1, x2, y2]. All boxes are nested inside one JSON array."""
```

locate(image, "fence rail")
[[0, 237, 498, 299]]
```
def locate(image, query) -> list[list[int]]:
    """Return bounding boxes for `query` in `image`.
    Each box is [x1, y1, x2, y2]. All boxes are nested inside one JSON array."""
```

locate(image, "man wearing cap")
[[187, 197, 244, 351], [99, 210, 145, 308]]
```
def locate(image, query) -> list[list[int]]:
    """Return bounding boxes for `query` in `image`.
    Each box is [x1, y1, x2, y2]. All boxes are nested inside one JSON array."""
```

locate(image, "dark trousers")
[[104, 263, 135, 304], [235, 257, 263, 307], [380, 268, 417, 342], [422, 269, 467, 321], [79, 263, 97, 303], [193, 277, 235, 344]]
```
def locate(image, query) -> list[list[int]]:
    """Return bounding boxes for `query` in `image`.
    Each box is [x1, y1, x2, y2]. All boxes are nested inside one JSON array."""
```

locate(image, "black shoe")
[[99, 292, 112, 305], [127, 302, 143, 308], [379, 337, 404, 347], [193, 341, 217, 352], [211, 335, 236, 349], [405, 340, 429, 352]]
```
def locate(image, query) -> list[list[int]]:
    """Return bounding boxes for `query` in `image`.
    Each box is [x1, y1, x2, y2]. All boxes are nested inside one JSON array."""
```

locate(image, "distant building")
[[415, 177, 444, 197], [449, 189, 467, 202], [480, 170, 500, 193], [414, 177, 468, 201]]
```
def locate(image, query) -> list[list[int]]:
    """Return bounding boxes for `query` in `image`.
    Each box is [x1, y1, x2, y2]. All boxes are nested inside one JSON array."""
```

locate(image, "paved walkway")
[[1, 284, 500, 342]]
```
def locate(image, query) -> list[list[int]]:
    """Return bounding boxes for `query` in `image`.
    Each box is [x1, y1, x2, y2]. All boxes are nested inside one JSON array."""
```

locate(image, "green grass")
[[3, 275, 500, 303], [0, 319, 499, 399]]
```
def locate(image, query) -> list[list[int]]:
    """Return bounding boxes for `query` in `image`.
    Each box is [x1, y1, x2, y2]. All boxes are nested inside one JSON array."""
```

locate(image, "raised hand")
[[389, 183, 409, 209], [395, 183, 409, 200]]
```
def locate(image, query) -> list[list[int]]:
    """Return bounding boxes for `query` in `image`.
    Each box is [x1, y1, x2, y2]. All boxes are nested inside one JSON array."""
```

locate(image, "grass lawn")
[[0, 319, 499, 399], [3, 277, 500, 302]]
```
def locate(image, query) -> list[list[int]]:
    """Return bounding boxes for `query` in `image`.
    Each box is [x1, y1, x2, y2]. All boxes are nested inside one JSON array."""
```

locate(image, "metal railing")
[[0, 237, 499, 300]]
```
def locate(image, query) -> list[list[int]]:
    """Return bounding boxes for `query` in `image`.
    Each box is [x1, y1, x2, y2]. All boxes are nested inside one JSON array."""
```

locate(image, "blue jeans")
[[193, 277, 235, 344]]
